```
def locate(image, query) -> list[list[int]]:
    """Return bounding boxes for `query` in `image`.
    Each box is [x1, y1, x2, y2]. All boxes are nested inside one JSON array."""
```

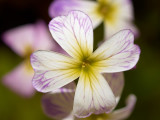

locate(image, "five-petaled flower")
[[42, 77, 136, 120], [2, 21, 53, 97], [30, 11, 140, 117], [49, 0, 138, 38]]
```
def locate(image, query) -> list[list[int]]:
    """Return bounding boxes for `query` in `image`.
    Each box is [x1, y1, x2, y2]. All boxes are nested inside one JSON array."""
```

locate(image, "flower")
[[42, 73, 136, 120], [30, 11, 140, 117], [2, 21, 54, 97], [49, 0, 138, 38]]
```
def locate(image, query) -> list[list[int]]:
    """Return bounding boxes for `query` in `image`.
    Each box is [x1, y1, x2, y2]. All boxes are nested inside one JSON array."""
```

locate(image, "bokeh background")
[[0, 0, 160, 120]]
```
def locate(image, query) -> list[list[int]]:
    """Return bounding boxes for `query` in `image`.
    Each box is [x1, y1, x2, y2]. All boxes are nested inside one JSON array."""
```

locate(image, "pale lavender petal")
[[2, 62, 35, 97], [42, 83, 75, 120], [49, 81, 76, 94], [2, 24, 35, 56], [30, 51, 80, 93], [49, 0, 102, 29], [2, 21, 54, 57], [91, 29, 141, 73], [107, 94, 137, 120], [103, 72, 124, 103], [49, 11, 93, 60], [49, 0, 78, 17], [32, 21, 55, 51], [53, 42, 69, 56]]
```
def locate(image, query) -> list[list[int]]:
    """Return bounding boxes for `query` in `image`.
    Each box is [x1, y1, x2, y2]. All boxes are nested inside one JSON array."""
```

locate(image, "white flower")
[[30, 11, 140, 117]]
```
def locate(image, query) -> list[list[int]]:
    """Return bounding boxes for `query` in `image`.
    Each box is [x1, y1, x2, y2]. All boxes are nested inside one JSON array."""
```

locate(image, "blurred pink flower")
[[2, 21, 55, 97], [42, 73, 137, 120], [49, 0, 139, 39]]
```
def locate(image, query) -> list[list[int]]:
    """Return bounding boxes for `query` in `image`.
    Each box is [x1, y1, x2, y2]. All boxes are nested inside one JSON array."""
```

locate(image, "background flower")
[[2, 21, 54, 97], [49, 0, 138, 38], [42, 73, 136, 120]]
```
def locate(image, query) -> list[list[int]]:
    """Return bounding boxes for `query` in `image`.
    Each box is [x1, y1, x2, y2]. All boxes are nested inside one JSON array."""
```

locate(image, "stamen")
[[82, 62, 88, 68]]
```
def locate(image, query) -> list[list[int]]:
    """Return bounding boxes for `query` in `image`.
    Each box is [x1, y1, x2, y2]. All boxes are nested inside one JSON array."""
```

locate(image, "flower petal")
[[2, 24, 35, 56], [103, 72, 124, 103], [49, 0, 102, 28], [107, 94, 137, 120], [32, 21, 54, 51], [102, 0, 137, 38], [73, 70, 116, 118], [49, 11, 93, 60], [42, 83, 75, 120], [30, 50, 80, 92], [2, 62, 35, 97], [2, 21, 53, 57], [91, 29, 141, 73], [104, 19, 139, 39], [116, 0, 134, 21], [50, 81, 76, 94]]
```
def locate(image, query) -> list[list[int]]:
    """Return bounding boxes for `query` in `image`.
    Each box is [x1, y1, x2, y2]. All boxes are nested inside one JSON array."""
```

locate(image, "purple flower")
[[2, 21, 54, 97], [30, 11, 140, 117], [42, 73, 137, 120], [49, 0, 139, 38]]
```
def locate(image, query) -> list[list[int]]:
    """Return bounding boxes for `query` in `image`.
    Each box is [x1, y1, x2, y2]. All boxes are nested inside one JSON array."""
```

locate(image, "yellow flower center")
[[24, 46, 34, 73], [80, 59, 92, 73], [82, 61, 89, 68], [78, 55, 102, 73], [96, 0, 118, 24]]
